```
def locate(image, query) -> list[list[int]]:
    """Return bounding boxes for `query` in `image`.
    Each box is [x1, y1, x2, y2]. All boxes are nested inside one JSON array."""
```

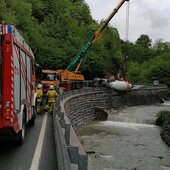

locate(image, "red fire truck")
[[0, 22, 37, 144]]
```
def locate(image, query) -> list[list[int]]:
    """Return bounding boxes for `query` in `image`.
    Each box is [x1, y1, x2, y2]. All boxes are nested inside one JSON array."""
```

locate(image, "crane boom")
[[66, 0, 129, 72]]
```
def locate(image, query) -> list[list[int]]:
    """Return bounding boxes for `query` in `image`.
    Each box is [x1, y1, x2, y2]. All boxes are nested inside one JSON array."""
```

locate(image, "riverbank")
[[156, 106, 170, 146]]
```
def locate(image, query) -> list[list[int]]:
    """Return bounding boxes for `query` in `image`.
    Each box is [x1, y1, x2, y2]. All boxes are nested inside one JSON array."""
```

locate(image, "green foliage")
[[136, 34, 152, 48], [127, 51, 170, 84], [153, 39, 170, 55], [121, 35, 157, 64], [127, 62, 141, 83], [1, 0, 170, 84], [27, 0, 45, 23], [129, 44, 156, 63], [123, 33, 170, 85], [141, 53, 170, 84]]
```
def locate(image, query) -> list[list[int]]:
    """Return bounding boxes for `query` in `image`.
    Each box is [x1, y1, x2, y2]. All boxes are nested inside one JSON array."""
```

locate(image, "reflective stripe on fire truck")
[[2, 24, 12, 34]]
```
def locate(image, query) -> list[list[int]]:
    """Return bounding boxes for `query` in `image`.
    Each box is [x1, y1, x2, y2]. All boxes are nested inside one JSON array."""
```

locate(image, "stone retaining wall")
[[62, 86, 168, 130], [64, 91, 109, 130]]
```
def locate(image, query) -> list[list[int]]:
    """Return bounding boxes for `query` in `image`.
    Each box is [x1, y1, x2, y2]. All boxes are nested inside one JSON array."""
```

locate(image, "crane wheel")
[[75, 82, 82, 89]]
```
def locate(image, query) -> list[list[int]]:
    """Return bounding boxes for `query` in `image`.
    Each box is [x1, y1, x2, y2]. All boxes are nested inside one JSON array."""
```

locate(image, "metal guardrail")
[[53, 100, 81, 170], [53, 88, 102, 170], [53, 108, 71, 170]]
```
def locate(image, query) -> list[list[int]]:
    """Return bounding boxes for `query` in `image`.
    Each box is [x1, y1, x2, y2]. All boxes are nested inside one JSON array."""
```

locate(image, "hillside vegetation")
[[1, 0, 170, 84]]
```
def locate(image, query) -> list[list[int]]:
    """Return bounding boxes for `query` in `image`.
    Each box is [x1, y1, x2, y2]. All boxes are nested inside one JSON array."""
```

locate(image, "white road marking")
[[30, 113, 48, 170]]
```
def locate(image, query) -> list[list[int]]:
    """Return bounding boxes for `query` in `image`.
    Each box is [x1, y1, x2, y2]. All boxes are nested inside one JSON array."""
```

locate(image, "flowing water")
[[76, 102, 170, 170]]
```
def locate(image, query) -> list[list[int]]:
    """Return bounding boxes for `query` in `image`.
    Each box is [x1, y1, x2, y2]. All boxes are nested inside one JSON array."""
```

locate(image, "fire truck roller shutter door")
[[13, 44, 21, 113]]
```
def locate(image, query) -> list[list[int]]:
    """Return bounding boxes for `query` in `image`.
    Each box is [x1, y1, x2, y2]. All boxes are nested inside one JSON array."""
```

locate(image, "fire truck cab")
[[0, 22, 37, 144]]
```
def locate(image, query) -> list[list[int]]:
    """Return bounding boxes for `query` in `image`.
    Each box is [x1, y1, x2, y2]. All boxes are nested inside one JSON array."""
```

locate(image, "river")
[[76, 102, 170, 170]]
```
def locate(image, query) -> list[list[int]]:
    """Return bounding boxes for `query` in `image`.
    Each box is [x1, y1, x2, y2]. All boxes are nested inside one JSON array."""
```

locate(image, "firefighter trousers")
[[47, 102, 55, 113], [37, 101, 42, 114]]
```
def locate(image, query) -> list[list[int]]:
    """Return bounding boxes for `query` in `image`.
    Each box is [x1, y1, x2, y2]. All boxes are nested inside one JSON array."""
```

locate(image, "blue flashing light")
[[7, 24, 12, 34]]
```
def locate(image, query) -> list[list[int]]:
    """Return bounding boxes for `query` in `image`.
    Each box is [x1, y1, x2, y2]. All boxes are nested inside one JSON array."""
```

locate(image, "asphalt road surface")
[[0, 113, 57, 170]]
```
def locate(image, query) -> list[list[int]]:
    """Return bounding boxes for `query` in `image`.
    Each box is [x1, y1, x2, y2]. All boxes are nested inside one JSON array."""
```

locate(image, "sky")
[[84, 0, 170, 43]]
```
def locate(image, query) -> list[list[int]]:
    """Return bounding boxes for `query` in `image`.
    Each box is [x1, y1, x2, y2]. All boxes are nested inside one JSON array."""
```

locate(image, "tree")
[[136, 34, 152, 49], [153, 39, 170, 55]]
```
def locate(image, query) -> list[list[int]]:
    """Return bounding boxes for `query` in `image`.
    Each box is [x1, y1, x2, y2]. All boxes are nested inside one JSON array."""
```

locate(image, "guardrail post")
[[58, 111, 64, 120], [56, 105, 61, 113], [64, 124, 70, 145], [78, 155, 88, 170], [59, 119, 65, 129], [67, 146, 79, 164]]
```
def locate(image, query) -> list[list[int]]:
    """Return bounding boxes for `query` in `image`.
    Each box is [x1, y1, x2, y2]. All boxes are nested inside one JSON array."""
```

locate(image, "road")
[[0, 113, 57, 170]]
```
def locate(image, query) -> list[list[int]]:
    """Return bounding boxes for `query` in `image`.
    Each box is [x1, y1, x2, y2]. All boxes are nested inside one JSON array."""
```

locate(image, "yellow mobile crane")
[[57, 0, 130, 90]]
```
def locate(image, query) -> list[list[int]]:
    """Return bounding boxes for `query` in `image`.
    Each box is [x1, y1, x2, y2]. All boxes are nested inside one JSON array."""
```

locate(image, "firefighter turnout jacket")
[[47, 89, 58, 103]]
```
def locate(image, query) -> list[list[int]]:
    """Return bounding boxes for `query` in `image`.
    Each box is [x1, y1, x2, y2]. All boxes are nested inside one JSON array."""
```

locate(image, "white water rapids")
[[76, 103, 170, 170]]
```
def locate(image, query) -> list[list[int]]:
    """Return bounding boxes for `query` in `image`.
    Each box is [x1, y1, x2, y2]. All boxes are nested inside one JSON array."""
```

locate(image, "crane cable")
[[125, 0, 130, 42], [123, 0, 130, 79]]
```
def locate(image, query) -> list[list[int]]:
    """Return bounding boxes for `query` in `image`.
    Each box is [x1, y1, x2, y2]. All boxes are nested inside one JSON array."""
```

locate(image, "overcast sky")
[[84, 0, 170, 43]]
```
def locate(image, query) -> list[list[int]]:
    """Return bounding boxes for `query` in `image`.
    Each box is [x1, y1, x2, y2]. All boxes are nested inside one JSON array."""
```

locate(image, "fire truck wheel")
[[28, 116, 35, 126], [16, 113, 26, 145]]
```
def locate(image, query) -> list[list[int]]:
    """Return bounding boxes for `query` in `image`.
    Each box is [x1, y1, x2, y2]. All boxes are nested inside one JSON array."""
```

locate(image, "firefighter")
[[46, 85, 58, 113], [36, 84, 43, 114]]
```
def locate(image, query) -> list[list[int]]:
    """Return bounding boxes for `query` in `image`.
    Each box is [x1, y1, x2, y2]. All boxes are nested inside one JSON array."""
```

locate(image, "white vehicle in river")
[[108, 80, 132, 91]]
